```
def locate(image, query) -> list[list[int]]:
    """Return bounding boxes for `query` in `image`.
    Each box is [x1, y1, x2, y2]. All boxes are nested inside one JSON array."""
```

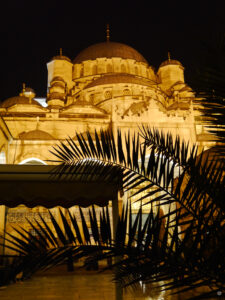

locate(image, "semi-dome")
[[73, 42, 148, 64], [85, 74, 155, 89], [159, 59, 183, 68], [51, 55, 71, 63], [19, 130, 54, 140], [0, 96, 41, 108], [24, 87, 35, 93]]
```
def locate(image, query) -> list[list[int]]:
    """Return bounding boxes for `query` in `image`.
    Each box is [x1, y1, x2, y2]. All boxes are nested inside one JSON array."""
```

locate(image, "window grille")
[[104, 91, 112, 99]]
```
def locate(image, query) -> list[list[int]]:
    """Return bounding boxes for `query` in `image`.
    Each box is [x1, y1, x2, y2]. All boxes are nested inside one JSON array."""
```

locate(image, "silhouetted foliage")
[[191, 35, 225, 158], [1, 128, 224, 299]]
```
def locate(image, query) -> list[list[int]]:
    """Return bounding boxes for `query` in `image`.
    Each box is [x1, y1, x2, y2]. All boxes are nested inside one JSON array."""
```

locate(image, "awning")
[[0, 164, 121, 208]]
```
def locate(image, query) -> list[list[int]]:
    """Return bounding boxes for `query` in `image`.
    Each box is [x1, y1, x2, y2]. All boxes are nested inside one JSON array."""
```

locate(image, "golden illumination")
[[106, 24, 110, 42], [0, 37, 213, 252]]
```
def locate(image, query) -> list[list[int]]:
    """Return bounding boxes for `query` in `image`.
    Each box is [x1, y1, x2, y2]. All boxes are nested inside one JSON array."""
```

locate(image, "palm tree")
[[1, 128, 225, 299], [191, 34, 225, 159]]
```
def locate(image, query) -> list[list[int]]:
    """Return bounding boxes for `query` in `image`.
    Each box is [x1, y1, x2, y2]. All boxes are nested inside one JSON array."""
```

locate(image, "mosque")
[[0, 29, 212, 245]]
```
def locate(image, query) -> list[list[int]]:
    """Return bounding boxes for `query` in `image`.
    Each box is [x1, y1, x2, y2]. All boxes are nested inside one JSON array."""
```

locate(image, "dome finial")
[[168, 51, 171, 61], [60, 48, 62, 56], [22, 83, 26, 93], [19, 83, 26, 96], [106, 24, 110, 42]]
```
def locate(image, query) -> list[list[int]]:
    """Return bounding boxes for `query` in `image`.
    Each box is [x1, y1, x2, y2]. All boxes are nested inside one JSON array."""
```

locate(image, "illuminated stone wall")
[[0, 41, 214, 253]]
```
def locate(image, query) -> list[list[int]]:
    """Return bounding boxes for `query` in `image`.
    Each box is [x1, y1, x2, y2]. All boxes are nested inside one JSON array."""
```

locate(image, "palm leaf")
[[1, 126, 224, 298]]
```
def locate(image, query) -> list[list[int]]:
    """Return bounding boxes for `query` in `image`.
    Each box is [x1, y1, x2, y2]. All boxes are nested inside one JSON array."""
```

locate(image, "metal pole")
[[112, 195, 123, 300]]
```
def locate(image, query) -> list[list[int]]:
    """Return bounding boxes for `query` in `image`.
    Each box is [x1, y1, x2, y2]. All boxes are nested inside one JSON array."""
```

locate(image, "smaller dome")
[[85, 74, 154, 89], [22, 87, 36, 99], [0, 96, 41, 108], [19, 130, 54, 140], [51, 55, 71, 63], [159, 59, 183, 68], [24, 87, 35, 93]]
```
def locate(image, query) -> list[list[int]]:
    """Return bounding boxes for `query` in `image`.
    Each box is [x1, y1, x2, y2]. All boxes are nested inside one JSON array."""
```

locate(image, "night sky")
[[0, 0, 225, 101]]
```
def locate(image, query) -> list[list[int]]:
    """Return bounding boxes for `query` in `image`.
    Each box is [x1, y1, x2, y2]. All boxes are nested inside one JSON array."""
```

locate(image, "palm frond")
[[2, 203, 224, 298], [1, 127, 224, 298], [191, 36, 225, 157], [49, 128, 224, 249]]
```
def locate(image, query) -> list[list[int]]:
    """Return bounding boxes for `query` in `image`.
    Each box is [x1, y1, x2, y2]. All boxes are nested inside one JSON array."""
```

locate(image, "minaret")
[[22, 83, 26, 93], [47, 76, 66, 108], [47, 48, 73, 92], [157, 52, 184, 90]]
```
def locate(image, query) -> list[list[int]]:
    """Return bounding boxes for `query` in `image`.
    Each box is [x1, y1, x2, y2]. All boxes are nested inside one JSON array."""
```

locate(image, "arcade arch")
[[19, 157, 47, 165]]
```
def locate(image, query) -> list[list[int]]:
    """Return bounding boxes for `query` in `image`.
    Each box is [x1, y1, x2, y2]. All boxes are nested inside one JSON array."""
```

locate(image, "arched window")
[[123, 89, 130, 96], [104, 90, 112, 99], [80, 66, 83, 77], [19, 158, 47, 165], [135, 66, 139, 75], [92, 64, 97, 75], [107, 64, 112, 73], [89, 94, 94, 103], [121, 64, 126, 73]]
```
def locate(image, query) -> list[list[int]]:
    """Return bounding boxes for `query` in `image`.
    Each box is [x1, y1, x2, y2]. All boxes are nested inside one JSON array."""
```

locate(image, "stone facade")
[[0, 40, 213, 250]]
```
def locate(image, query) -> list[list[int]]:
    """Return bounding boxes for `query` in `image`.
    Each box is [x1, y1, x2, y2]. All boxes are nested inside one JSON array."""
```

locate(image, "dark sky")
[[0, 0, 225, 101]]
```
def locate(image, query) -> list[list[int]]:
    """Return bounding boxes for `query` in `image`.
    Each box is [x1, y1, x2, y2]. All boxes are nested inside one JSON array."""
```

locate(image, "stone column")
[[112, 192, 123, 300], [0, 205, 6, 255]]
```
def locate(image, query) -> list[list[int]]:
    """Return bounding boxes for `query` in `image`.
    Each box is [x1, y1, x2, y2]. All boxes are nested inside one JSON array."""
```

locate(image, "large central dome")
[[73, 42, 148, 64]]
